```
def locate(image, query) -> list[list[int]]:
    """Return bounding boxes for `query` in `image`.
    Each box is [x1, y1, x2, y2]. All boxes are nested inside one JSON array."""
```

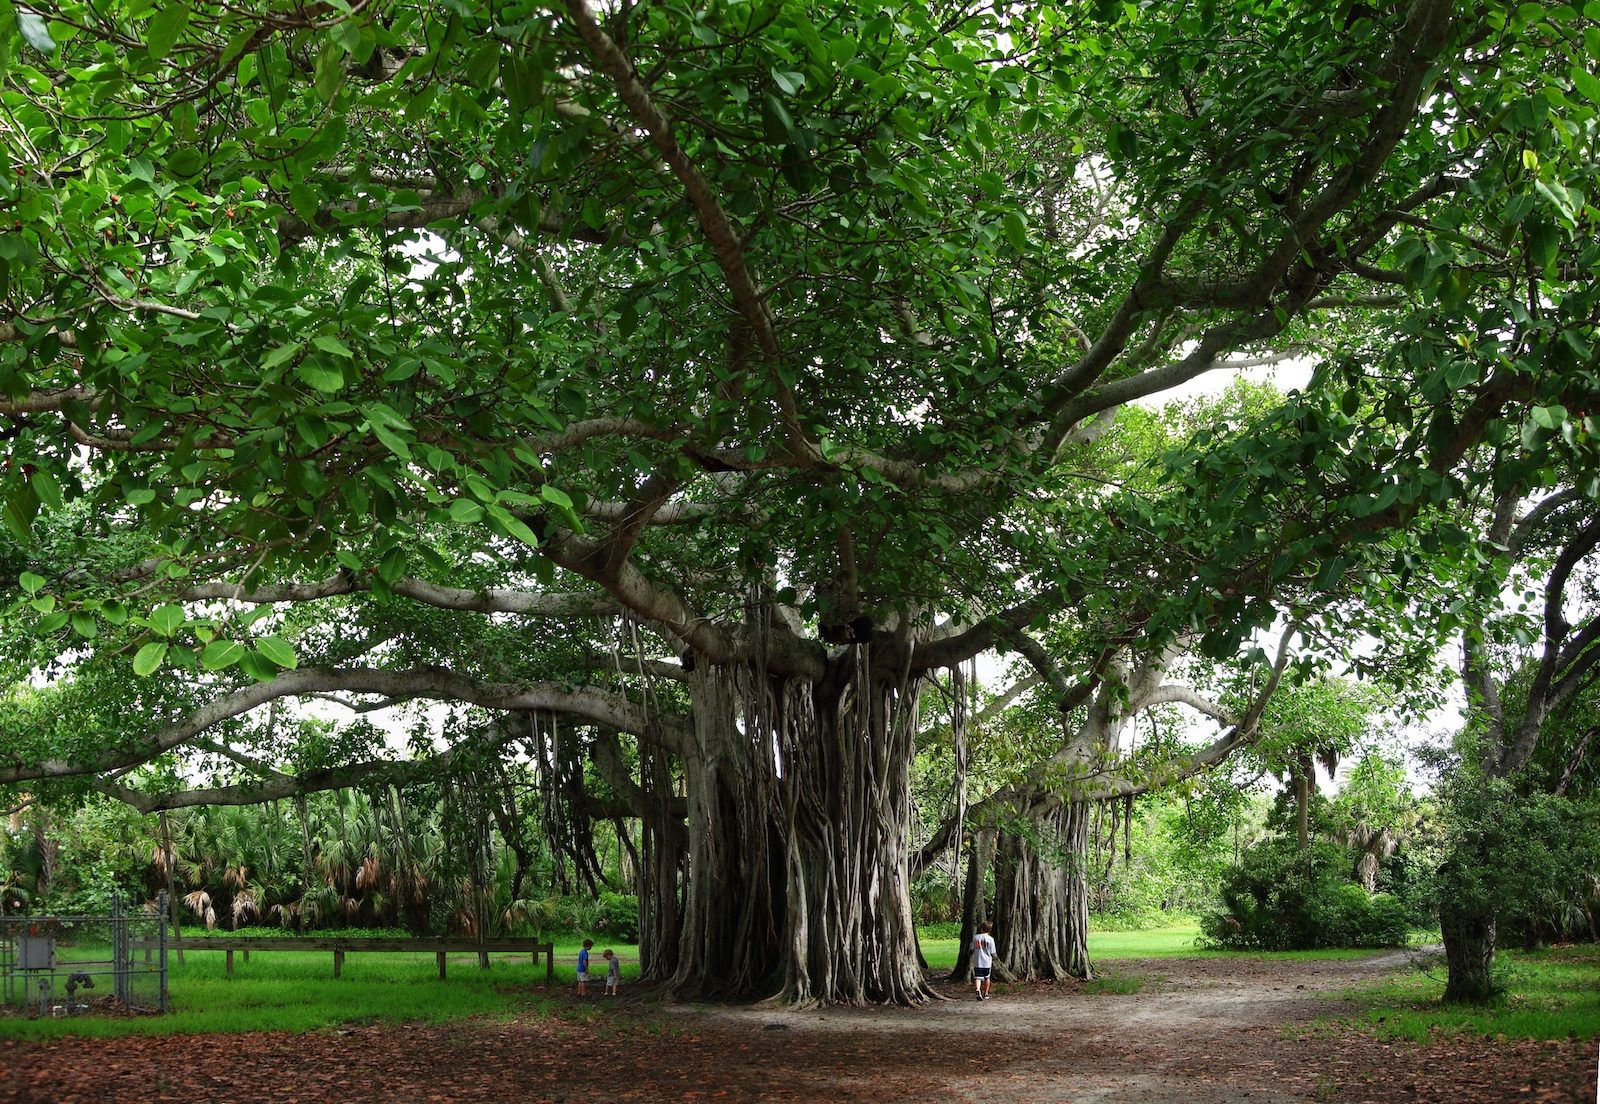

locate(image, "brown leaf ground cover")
[[2, 956, 1594, 1104]]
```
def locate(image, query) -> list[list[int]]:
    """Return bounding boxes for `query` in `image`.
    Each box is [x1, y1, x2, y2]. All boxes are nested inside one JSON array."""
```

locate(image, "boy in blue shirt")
[[576, 939, 594, 996]]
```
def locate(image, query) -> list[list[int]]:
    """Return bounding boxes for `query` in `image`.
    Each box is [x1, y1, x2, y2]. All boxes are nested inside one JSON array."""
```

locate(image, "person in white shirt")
[[971, 920, 997, 1001]]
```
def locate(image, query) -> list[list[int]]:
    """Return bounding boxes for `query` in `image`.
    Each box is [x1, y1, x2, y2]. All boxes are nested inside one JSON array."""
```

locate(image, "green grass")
[[1328, 943, 1600, 1043], [0, 923, 1449, 1040], [0, 939, 643, 1041], [918, 923, 1397, 971]]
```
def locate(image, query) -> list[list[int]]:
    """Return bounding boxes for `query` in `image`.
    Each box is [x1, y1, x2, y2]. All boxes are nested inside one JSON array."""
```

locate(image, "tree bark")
[[993, 797, 1093, 981], [1294, 759, 1311, 851], [950, 826, 995, 980], [1440, 902, 1498, 1003], [663, 647, 934, 1004]]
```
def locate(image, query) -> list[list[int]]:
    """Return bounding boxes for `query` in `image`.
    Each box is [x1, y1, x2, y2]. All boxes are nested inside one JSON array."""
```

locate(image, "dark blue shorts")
[[973, 966, 992, 980]]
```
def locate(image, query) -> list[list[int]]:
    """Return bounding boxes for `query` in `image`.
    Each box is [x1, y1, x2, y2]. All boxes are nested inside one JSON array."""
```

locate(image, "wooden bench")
[[135, 936, 555, 982]]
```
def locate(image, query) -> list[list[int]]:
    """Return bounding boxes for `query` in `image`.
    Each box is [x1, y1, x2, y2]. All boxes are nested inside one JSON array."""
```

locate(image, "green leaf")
[[30, 469, 61, 510], [370, 422, 412, 459], [166, 146, 205, 178], [330, 18, 365, 59], [239, 651, 277, 682], [256, 635, 298, 669], [18, 571, 45, 596], [312, 334, 353, 358], [18, 11, 56, 53], [1530, 404, 1567, 430], [771, 69, 805, 96], [486, 504, 540, 548], [378, 547, 406, 583], [149, 603, 185, 637], [1573, 66, 1600, 106], [465, 42, 501, 89], [364, 402, 413, 432], [540, 484, 573, 509], [200, 639, 245, 671], [70, 612, 98, 639], [1001, 211, 1028, 253], [296, 356, 346, 393], [761, 93, 799, 145], [448, 497, 485, 523], [133, 641, 169, 677], [314, 41, 344, 102], [145, 3, 190, 62]]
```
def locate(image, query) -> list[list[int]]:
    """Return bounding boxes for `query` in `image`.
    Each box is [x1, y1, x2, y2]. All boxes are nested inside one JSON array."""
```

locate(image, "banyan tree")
[[3, 0, 1598, 1004]]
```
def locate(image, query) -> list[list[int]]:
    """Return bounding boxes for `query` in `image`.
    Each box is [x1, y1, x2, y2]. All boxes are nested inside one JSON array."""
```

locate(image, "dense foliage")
[[1201, 838, 1411, 951]]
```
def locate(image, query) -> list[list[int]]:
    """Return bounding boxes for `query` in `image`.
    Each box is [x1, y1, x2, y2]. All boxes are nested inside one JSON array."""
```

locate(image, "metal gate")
[[0, 893, 168, 1016]]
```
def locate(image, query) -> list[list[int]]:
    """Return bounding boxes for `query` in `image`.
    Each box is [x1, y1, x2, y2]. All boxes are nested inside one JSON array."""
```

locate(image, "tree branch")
[[0, 667, 675, 785]]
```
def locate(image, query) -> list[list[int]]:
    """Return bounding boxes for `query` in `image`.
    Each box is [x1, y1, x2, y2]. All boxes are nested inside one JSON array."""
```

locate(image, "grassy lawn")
[[0, 936, 642, 1041], [1, 924, 1509, 1042], [1329, 943, 1600, 1042], [918, 922, 1395, 972]]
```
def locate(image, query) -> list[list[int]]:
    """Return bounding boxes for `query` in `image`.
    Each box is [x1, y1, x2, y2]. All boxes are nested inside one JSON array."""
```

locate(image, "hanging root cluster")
[[665, 646, 938, 1006]]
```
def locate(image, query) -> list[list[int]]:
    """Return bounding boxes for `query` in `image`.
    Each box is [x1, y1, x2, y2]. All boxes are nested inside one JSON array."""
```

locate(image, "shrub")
[[1200, 838, 1408, 950], [594, 892, 639, 943]]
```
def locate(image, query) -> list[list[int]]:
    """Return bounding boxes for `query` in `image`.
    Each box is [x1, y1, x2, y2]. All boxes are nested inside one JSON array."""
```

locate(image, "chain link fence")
[[0, 893, 168, 1017]]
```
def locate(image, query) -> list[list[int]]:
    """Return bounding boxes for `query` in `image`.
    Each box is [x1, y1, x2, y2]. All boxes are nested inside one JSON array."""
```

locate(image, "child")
[[603, 948, 621, 996], [971, 921, 996, 1001], [576, 938, 593, 996]]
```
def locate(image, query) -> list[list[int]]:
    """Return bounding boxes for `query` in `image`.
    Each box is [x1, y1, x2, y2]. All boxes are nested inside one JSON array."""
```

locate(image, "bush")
[[1200, 838, 1409, 950], [594, 891, 639, 943]]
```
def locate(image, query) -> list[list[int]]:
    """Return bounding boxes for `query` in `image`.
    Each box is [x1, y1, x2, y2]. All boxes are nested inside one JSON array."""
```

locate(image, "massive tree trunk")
[[950, 826, 996, 980], [669, 664, 788, 996], [665, 646, 934, 1005], [993, 797, 1093, 981], [780, 647, 932, 1005], [1440, 901, 1497, 1003]]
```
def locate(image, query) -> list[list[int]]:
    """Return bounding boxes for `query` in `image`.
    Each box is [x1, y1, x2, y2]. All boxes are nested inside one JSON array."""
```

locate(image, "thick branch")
[[0, 667, 673, 785], [179, 572, 621, 619]]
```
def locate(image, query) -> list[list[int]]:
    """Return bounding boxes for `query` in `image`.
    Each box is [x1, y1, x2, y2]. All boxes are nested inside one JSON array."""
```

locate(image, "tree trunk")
[[950, 826, 995, 980], [993, 797, 1092, 981], [780, 647, 933, 1004], [669, 665, 786, 997], [1294, 765, 1310, 851], [1440, 902, 1497, 1003], [665, 648, 934, 1005]]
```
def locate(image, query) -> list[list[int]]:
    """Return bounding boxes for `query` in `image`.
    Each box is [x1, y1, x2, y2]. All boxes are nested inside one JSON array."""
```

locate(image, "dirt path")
[[2, 954, 1593, 1104]]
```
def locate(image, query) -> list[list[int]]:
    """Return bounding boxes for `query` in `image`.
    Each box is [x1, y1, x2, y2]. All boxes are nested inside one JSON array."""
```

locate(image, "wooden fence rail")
[[133, 937, 555, 982]]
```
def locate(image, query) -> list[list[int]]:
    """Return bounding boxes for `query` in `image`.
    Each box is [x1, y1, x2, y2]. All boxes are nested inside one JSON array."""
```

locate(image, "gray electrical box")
[[17, 935, 55, 970]]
